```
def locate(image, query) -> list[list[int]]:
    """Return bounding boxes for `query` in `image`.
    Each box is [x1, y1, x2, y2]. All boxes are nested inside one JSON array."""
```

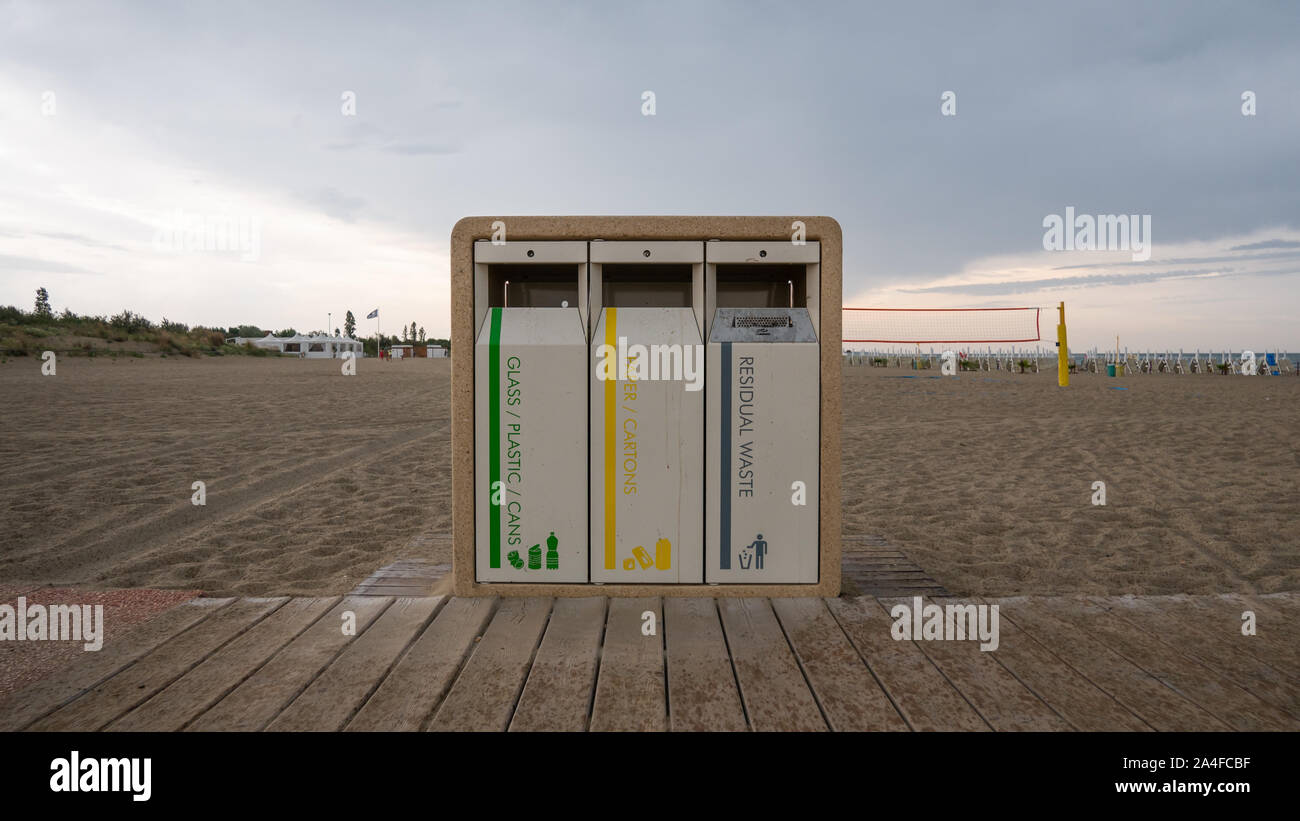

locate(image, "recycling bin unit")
[[474, 240, 589, 582], [705, 241, 821, 582], [450, 218, 843, 598], [588, 241, 704, 583]]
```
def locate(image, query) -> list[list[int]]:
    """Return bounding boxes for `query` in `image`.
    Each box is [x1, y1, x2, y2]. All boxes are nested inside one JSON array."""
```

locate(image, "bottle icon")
[[528, 544, 541, 570], [654, 538, 671, 570], [545, 531, 559, 570]]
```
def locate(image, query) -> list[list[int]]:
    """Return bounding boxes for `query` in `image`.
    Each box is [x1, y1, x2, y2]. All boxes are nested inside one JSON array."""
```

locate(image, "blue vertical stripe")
[[720, 342, 732, 570]]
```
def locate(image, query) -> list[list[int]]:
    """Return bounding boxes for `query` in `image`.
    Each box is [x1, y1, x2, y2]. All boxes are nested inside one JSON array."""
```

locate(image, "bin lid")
[[709, 308, 817, 343]]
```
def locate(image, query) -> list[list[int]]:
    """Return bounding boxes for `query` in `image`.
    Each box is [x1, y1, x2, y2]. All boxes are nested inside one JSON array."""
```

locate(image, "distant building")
[[387, 344, 448, 359], [229, 332, 363, 358]]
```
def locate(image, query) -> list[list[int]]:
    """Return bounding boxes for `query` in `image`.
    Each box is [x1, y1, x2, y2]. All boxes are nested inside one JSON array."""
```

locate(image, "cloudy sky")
[[1, 0, 1296, 350]]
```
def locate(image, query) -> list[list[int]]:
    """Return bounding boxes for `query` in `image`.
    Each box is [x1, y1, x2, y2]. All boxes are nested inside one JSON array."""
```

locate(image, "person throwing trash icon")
[[741, 533, 768, 570]]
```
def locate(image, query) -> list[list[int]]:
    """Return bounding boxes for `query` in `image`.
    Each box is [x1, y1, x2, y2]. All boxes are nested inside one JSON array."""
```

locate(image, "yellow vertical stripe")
[[603, 307, 617, 570]]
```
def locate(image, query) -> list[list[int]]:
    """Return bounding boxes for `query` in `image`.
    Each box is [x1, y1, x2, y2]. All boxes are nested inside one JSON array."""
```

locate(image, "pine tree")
[[418, 326, 425, 343], [34, 287, 52, 318], [344, 310, 356, 338]]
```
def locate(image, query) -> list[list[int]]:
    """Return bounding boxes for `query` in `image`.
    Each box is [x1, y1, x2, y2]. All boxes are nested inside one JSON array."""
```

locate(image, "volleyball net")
[[842, 307, 1042, 344]]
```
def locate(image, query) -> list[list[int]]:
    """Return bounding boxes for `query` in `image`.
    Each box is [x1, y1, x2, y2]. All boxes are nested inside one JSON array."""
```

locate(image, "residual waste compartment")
[[588, 240, 704, 583], [705, 240, 820, 583], [474, 240, 588, 582]]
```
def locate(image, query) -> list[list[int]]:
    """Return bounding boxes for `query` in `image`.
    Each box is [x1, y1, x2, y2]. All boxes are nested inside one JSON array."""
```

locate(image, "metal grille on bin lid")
[[711, 307, 817, 343]]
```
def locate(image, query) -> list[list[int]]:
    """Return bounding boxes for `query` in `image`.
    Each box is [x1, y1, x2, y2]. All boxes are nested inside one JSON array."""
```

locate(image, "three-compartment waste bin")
[[462, 223, 833, 592]]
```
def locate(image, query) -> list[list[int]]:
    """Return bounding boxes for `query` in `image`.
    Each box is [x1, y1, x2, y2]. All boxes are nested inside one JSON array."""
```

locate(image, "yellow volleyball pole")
[[1057, 301, 1069, 387]]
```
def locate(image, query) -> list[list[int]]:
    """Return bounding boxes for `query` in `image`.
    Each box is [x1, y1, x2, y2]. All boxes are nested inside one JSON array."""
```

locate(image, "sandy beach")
[[842, 363, 1299, 596], [1, 356, 450, 597], [1, 356, 1295, 598]]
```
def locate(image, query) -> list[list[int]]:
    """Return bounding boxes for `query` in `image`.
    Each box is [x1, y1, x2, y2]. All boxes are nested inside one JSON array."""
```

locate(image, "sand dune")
[[0, 356, 1295, 597]]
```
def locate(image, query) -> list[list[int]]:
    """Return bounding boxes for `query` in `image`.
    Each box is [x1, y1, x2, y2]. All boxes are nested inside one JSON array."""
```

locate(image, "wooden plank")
[[1039, 597, 1298, 731], [903, 597, 1072, 731], [0, 597, 233, 731], [1180, 594, 1300, 675], [663, 598, 748, 732], [427, 597, 552, 731], [717, 598, 826, 731], [30, 597, 285, 732], [1253, 592, 1300, 617], [980, 597, 1151, 731], [1001, 600, 1232, 731], [590, 597, 667, 733], [771, 598, 907, 731], [186, 596, 391, 731], [267, 597, 444, 731], [1094, 596, 1298, 718], [826, 597, 986, 731], [510, 597, 607, 732], [107, 597, 337, 732], [350, 585, 434, 597], [346, 597, 497, 731]]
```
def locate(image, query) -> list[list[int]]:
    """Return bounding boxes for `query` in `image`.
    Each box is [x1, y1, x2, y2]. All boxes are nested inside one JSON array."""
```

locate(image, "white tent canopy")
[[229, 331, 364, 358]]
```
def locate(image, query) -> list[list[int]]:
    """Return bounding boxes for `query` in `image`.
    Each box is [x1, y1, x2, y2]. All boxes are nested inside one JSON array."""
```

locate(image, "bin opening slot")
[[733, 314, 794, 328], [487, 264, 581, 308], [715, 264, 807, 308], [601, 264, 693, 307]]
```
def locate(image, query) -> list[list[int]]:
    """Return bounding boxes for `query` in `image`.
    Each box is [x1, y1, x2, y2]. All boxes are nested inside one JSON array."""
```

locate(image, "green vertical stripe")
[[488, 307, 502, 568]]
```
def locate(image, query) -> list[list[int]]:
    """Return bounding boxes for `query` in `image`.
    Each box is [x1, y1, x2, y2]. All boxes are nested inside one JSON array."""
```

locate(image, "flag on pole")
[[366, 309, 378, 319]]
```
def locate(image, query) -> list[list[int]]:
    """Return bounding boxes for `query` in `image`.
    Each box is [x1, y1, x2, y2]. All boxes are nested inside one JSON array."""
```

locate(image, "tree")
[[334, 327, 340, 337], [418, 326, 425, 343], [34, 287, 52, 318], [409, 321, 417, 343], [344, 310, 356, 338]]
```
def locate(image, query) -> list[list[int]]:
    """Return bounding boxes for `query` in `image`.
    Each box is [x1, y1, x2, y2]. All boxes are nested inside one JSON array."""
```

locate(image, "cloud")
[[299, 187, 365, 223], [1053, 250, 1300, 270], [33, 231, 127, 251], [0, 253, 98, 275], [382, 143, 459, 156], [1229, 239, 1300, 251], [898, 268, 1232, 296]]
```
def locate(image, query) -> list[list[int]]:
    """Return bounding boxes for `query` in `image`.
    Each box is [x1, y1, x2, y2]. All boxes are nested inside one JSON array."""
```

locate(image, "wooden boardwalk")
[[841, 535, 949, 597], [3, 591, 1296, 732]]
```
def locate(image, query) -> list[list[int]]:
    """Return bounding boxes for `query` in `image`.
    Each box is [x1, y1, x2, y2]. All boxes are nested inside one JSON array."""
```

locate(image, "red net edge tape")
[[842, 337, 1043, 343]]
